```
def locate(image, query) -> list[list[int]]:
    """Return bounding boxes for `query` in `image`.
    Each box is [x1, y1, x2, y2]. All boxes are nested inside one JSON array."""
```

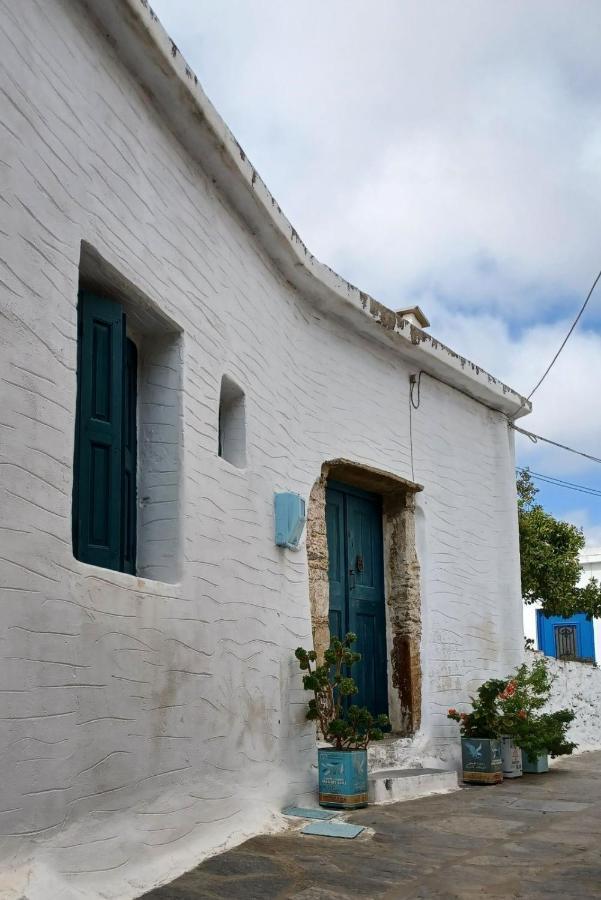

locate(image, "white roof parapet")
[[83, 0, 532, 420]]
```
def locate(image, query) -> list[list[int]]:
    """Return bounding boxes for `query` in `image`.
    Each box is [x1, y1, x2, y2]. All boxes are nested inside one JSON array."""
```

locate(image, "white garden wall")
[[0, 2, 525, 898], [525, 650, 601, 754]]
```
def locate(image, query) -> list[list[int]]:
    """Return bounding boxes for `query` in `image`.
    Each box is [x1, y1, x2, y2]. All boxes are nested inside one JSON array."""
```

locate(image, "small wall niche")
[[218, 375, 246, 468]]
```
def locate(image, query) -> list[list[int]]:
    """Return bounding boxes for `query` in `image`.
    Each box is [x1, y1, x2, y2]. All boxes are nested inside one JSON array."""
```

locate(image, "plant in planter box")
[[295, 633, 389, 809], [448, 678, 505, 784], [498, 658, 576, 773], [484, 658, 578, 773], [518, 710, 576, 771], [495, 658, 550, 778]]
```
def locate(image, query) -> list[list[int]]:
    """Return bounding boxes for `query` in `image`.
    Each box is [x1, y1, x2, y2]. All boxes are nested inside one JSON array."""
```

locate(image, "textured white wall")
[[0, 2, 523, 897], [525, 651, 601, 755]]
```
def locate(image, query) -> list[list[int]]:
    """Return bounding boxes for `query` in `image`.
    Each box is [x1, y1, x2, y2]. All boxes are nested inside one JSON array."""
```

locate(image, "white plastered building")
[[0, 2, 531, 897]]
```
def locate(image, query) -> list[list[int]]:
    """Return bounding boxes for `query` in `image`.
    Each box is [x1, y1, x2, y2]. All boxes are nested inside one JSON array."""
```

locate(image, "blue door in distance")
[[325, 480, 388, 717], [536, 610, 595, 663]]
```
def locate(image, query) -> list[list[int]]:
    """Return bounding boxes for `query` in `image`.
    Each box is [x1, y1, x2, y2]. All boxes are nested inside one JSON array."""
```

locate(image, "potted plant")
[[498, 658, 576, 774], [448, 679, 505, 784], [497, 662, 546, 779], [518, 709, 576, 772], [295, 633, 389, 809]]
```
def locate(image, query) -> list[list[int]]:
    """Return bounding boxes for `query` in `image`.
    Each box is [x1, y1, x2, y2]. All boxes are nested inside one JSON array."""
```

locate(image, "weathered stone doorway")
[[306, 459, 423, 735]]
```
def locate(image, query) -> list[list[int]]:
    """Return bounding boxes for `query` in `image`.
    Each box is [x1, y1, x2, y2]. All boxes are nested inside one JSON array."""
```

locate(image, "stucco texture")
[[0, 1, 523, 897], [525, 651, 601, 755]]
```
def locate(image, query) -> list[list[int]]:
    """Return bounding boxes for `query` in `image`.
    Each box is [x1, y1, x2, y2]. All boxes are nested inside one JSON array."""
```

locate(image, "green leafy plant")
[[498, 658, 576, 761], [516, 710, 576, 763], [295, 633, 389, 750], [448, 657, 577, 761], [518, 469, 601, 618], [447, 677, 506, 739]]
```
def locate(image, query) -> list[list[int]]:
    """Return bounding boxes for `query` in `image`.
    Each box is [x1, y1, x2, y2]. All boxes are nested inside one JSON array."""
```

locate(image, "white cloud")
[[153, 0, 601, 533], [425, 299, 601, 475], [155, 0, 601, 314], [562, 508, 601, 549]]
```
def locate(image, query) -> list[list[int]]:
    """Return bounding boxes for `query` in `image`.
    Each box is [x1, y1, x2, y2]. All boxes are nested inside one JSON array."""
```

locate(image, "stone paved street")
[[141, 751, 601, 899]]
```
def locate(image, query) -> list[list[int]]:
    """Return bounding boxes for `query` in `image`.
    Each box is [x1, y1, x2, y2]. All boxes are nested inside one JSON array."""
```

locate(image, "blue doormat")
[[282, 806, 336, 820], [301, 822, 364, 839]]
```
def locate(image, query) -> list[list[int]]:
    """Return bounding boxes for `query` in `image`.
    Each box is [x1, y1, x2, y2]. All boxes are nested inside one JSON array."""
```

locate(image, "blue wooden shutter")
[[74, 292, 125, 571], [122, 338, 137, 574]]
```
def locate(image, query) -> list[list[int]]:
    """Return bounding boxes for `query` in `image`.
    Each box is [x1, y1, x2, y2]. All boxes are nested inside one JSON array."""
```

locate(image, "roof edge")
[[81, 0, 532, 420]]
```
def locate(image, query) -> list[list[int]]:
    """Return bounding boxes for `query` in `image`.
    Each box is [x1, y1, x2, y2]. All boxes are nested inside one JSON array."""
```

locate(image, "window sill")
[[72, 557, 182, 591]]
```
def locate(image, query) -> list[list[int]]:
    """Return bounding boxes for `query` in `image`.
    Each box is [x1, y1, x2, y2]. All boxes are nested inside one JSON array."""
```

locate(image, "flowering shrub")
[[447, 657, 576, 759], [447, 677, 506, 738], [501, 658, 575, 761]]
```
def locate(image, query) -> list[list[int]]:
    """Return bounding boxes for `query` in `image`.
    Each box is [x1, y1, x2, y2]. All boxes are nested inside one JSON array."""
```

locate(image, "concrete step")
[[368, 767, 459, 805]]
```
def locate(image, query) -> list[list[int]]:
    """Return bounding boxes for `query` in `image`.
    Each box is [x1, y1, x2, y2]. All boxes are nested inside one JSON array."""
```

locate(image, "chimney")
[[395, 305, 430, 329]]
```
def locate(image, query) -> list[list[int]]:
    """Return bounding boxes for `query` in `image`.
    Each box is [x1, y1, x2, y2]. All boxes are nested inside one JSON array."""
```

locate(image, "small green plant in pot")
[[448, 679, 505, 784], [295, 633, 389, 809]]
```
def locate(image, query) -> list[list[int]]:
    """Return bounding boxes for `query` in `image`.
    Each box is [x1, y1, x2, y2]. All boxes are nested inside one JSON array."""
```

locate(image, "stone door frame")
[[306, 459, 423, 735]]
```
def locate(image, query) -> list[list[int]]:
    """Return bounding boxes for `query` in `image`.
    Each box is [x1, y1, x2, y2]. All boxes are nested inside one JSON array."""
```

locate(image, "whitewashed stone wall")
[[0, 2, 524, 898], [525, 651, 601, 754]]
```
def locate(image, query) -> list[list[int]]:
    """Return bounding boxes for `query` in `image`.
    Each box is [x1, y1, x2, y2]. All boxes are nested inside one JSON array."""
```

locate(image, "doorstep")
[[368, 767, 459, 804]]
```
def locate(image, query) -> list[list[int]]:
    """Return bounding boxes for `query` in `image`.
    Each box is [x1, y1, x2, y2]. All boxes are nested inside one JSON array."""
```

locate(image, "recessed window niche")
[[218, 375, 246, 468], [76, 242, 183, 583]]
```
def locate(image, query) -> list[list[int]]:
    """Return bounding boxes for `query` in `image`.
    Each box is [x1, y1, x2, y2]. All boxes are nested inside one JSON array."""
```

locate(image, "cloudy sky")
[[154, 0, 601, 543]]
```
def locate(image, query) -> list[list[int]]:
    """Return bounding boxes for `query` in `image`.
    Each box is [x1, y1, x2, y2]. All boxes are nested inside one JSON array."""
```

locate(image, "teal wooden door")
[[326, 481, 388, 717]]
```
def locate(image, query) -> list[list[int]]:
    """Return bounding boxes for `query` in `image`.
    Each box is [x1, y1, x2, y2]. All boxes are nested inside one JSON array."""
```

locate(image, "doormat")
[[282, 806, 336, 820], [301, 822, 364, 839]]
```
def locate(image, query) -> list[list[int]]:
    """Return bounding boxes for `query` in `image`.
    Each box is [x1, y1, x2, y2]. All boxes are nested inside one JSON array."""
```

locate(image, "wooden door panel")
[[325, 483, 388, 717]]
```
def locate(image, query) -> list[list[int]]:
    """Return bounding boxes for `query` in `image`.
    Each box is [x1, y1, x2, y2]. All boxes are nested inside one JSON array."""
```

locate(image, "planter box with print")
[[461, 737, 503, 784], [521, 750, 549, 773], [501, 736, 523, 778]]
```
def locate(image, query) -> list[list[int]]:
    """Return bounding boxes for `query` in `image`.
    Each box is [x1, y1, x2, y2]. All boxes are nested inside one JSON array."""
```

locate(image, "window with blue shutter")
[[73, 291, 137, 574], [536, 609, 595, 663]]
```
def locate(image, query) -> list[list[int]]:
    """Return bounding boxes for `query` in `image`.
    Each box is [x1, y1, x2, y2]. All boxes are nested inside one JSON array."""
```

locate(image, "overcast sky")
[[153, 0, 601, 544]]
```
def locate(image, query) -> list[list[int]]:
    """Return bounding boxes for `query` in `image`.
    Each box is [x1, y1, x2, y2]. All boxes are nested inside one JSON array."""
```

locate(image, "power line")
[[527, 267, 601, 401], [516, 466, 601, 498], [510, 423, 601, 466]]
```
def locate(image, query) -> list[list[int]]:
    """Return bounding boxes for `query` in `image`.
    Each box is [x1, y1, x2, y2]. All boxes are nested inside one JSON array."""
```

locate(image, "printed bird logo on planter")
[[466, 742, 483, 760], [322, 761, 345, 782]]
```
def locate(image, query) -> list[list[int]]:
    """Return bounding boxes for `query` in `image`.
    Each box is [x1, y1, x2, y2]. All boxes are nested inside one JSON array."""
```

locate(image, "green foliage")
[[515, 710, 576, 763], [518, 469, 601, 618], [295, 633, 390, 750], [447, 678, 507, 739], [448, 657, 577, 760], [499, 658, 576, 761]]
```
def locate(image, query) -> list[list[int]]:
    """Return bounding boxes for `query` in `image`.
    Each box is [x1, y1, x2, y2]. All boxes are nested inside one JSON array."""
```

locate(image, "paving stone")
[[142, 752, 601, 900], [199, 851, 284, 878]]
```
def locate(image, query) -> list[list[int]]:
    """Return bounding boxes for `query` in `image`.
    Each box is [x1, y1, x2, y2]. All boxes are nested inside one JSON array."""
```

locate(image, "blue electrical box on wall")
[[274, 492, 306, 550]]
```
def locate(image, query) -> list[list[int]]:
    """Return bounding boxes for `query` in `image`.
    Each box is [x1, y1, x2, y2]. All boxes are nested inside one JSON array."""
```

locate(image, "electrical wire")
[[410, 372, 422, 410], [527, 267, 601, 401], [516, 466, 601, 498], [510, 423, 601, 466]]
